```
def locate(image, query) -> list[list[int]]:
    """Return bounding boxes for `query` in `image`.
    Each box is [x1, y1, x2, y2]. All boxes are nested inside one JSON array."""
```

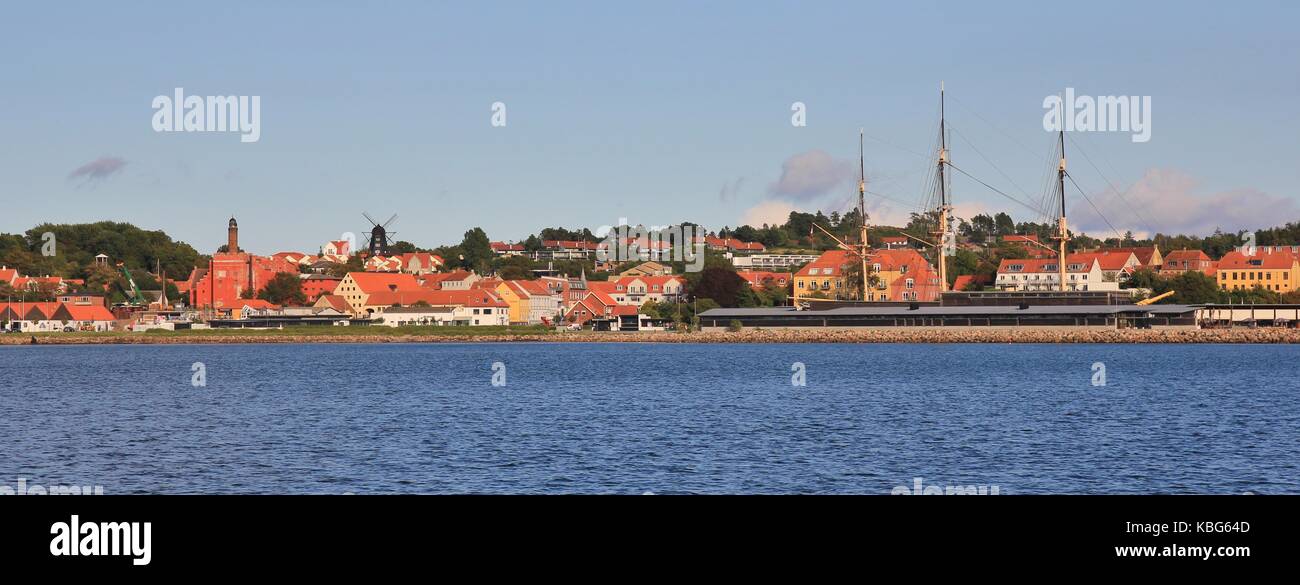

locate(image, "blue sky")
[[2, 1, 1296, 253]]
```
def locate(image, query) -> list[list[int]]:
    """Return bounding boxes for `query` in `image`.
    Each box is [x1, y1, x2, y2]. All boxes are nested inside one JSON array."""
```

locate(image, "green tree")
[[388, 240, 418, 254], [257, 272, 307, 305], [459, 228, 493, 273], [689, 267, 746, 307], [993, 212, 1015, 236], [328, 254, 365, 278], [493, 255, 536, 280]]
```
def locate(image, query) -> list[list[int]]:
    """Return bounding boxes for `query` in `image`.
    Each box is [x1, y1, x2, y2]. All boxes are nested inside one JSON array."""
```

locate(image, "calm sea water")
[[0, 343, 1296, 494]]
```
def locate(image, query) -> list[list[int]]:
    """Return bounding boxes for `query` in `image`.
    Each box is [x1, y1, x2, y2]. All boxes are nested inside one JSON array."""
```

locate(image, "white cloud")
[[1070, 168, 1297, 236], [740, 200, 799, 227], [767, 150, 856, 200]]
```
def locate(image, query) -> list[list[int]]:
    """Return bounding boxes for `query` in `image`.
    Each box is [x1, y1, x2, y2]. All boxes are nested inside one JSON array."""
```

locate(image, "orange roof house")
[[793, 250, 853, 301], [736, 271, 792, 291], [1214, 248, 1300, 293], [51, 303, 116, 323], [313, 294, 353, 314], [952, 273, 994, 292], [1105, 246, 1162, 268], [704, 236, 766, 253], [1160, 249, 1214, 275], [880, 235, 910, 249]]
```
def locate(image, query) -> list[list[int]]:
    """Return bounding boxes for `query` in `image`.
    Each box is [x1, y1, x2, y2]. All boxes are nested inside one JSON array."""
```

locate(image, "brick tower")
[[227, 217, 239, 253]]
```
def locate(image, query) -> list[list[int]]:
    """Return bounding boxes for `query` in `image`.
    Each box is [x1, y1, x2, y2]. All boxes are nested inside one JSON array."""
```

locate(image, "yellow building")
[[1216, 249, 1300, 293], [495, 281, 529, 325], [793, 249, 940, 302], [793, 250, 851, 301], [494, 280, 556, 325]]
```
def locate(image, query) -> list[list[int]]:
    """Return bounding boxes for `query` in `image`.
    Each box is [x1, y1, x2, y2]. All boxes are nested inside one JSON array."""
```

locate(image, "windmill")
[[363, 212, 398, 256]]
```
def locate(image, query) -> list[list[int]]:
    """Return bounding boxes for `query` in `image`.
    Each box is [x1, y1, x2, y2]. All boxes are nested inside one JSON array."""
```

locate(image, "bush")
[[727, 320, 743, 332]]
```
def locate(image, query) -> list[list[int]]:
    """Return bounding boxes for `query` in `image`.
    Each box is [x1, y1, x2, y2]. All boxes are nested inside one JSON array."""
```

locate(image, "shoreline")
[[3, 328, 1300, 345]]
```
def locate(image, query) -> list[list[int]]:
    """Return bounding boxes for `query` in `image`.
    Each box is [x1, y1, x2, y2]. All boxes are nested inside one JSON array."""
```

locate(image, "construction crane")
[[117, 263, 147, 306], [1136, 290, 1175, 306]]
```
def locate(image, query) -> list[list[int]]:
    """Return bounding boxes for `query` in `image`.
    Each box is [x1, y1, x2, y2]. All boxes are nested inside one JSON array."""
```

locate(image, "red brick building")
[[186, 217, 301, 311]]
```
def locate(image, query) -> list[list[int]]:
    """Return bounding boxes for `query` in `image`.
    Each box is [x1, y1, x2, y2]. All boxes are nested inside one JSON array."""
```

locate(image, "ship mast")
[[858, 129, 869, 301], [931, 82, 952, 293], [1054, 128, 1070, 291]]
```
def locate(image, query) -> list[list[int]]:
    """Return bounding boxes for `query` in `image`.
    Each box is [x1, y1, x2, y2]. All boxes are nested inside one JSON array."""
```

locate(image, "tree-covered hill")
[[0, 222, 203, 279]]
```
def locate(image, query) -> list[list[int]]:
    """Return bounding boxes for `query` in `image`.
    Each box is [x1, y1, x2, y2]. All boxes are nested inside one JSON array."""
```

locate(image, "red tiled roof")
[[705, 236, 765, 252], [346, 272, 422, 294], [224, 299, 281, 311], [952, 274, 993, 291], [542, 240, 598, 250], [2, 302, 60, 320], [997, 255, 1101, 274], [58, 304, 116, 321], [501, 279, 552, 298], [736, 271, 791, 288], [1217, 249, 1300, 270], [367, 289, 509, 308], [585, 281, 618, 294], [517, 280, 551, 295], [795, 250, 852, 277], [491, 242, 525, 252], [1163, 249, 1211, 264], [1106, 247, 1159, 266], [315, 294, 352, 313], [609, 275, 684, 288], [1074, 251, 1137, 271]]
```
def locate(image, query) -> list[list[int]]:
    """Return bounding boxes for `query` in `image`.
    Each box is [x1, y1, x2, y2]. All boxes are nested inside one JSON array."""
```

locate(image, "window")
[[905, 278, 914, 289]]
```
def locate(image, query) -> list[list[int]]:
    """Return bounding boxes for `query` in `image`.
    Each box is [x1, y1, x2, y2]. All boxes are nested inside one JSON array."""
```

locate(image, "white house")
[[995, 256, 1118, 292], [607, 276, 685, 305]]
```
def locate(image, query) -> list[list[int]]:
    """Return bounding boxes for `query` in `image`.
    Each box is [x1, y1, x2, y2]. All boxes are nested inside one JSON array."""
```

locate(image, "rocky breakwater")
[[4, 327, 1300, 345]]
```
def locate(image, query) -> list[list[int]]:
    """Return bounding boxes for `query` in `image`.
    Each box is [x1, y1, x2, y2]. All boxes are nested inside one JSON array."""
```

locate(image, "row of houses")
[[0, 299, 116, 332], [0, 266, 85, 295], [308, 269, 694, 329], [990, 238, 1300, 294], [490, 234, 769, 261]]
